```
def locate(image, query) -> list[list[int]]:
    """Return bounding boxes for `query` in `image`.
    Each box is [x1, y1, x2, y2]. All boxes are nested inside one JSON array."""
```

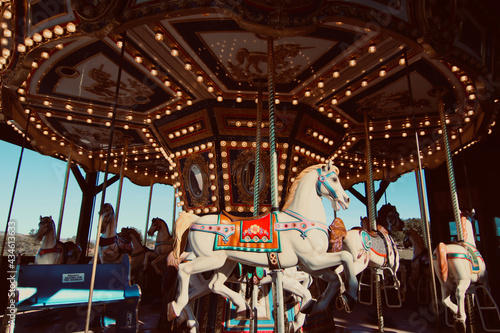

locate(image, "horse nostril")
[[345, 197, 350, 203]]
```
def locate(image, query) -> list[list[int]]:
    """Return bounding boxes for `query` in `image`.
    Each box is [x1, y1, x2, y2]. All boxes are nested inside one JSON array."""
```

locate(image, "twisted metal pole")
[[267, 37, 284, 333], [437, 92, 463, 241], [364, 110, 384, 332]]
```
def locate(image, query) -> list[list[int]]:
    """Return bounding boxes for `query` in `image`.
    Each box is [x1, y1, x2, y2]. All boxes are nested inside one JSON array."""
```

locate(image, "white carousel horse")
[[403, 228, 430, 294], [119, 227, 151, 284], [433, 211, 488, 332], [168, 161, 358, 322], [335, 203, 404, 306], [98, 203, 132, 264], [144, 217, 174, 275], [34, 216, 81, 264], [170, 252, 313, 333]]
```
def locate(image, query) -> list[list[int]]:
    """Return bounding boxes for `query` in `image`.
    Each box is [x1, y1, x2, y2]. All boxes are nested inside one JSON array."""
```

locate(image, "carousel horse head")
[[99, 203, 115, 233], [320, 161, 350, 211], [35, 216, 55, 242], [148, 217, 168, 237], [377, 203, 404, 232]]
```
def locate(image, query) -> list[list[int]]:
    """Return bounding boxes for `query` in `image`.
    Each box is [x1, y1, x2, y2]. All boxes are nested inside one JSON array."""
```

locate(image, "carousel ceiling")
[[0, 0, 499, 214]]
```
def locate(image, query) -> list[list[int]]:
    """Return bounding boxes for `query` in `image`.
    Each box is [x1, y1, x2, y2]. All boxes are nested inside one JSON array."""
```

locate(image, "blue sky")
[[0, 139, 424, 240]]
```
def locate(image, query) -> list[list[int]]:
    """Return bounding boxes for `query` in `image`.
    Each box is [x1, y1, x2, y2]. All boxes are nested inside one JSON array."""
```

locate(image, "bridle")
[[315, 167, 339, 202]]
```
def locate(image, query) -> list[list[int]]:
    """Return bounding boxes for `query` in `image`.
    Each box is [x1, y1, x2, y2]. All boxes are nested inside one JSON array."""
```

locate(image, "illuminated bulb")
[[331, 98, 338, 105], [54, 25, 64, 35], [361, 80, 368, 87], [466, 84, 474, 92], [236, 96, 242, 103], [135, 55, 142, 63], [40, 51, 49, 59], [42, 29, 53, 39], [33, 33, 42, 42], [368, 44, 376, 53], [451, 66, 459, 72], [196, 74, 203, 82], [184, 62, 192, 70], [468, 93, 476, 100], [66, 22, 76, 33], [87, 108, 93, 114], [17, 44, 26, 53], [275, 98, 280, 104], [3, 10, 11, 19], [24, 38, 33, 47], [155, 32, 164, 41], [402, 132, 407, 137], [176, 89, 182, 97], [66, 115, 72, 121], [332, 70, 340, 78], [217, 95, 223, 102], [345, 89, 352, 96], [207, 85, 214, 93], [379, 69, 387, 77], [164, 79, 171, 87], [150, 68, 158, 76], [318, 80, 324, 88], [305, 90, 311, 97], [170, 48, 179, 57], [399, 57, 405, 66], [55, 44, 63, 50], [116, 40, 123, 48], [187, 99, 192, 105], [349, 57, 356, 67]]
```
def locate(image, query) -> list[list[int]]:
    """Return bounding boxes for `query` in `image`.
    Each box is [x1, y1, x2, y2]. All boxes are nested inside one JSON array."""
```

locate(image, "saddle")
[[328, 217, 347, 252]]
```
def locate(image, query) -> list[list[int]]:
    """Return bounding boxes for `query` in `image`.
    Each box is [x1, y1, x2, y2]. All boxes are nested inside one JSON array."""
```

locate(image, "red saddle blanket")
[[214, 212, 280, 252]]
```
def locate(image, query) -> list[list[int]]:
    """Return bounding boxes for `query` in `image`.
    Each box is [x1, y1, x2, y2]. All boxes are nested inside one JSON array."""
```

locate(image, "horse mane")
[[282, 163, 326, 211], [376, 203, 395, 229], [121, 227, 142, 242], [153, 217, 171, 236]]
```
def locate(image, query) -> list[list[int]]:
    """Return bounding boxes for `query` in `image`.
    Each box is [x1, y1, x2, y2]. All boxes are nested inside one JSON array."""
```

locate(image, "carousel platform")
[[10, 293, 457, 333]]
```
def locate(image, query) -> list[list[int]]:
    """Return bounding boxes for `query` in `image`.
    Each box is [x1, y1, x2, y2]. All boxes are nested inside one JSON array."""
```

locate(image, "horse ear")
[[39, 215, 42, 221], [326, 159, 333, 170]]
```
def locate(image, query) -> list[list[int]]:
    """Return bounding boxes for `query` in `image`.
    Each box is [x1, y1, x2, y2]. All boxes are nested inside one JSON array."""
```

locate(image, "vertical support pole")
[[414, 167, 440, 325], [85, 32, 127, 333], [144, 183, 154, 246], [267, 37, 284, 333], [115, 138, 129, 222], [364, 110, 384, 332], [56, 146, 72, 241], [437, 92, 463, 241], [250, 81, 264, 333]]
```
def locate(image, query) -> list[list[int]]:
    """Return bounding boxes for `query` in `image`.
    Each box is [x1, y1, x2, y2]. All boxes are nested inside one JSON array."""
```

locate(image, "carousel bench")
[[16, 255, 141, 333]]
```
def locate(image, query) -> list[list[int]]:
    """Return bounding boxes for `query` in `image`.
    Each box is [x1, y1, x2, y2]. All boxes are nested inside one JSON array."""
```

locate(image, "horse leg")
[[152, 253, 168, 275], [300, 251, 358, 308], [455, 279, 471, 326], [169, 255, 227, 319], [209, 261, 252, 317], [280, 274, 311, 331], [440, 281, 458, 318]]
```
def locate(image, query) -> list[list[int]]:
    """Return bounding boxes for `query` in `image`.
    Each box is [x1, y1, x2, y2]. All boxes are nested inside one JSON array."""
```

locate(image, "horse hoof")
[[299, 299, 316, 314], [167, 302, 178, 321], [454, 319, 466, 333], [340, 292, 356, 313]]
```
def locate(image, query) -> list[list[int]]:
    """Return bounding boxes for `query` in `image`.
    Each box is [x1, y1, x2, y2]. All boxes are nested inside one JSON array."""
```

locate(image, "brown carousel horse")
[[98, 203, 132, 264], [144, 217, 174, 275], [119, 227, 151, 284], [403, 228, 430, 297], [34, 216, 81, 264]]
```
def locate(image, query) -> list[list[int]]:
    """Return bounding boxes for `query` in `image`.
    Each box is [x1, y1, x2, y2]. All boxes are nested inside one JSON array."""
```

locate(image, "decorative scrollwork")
[[232, 150, 270, 205]]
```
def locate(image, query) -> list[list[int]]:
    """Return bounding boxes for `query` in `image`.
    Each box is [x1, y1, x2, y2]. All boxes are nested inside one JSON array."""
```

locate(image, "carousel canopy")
[[0, 0, 499, 214]]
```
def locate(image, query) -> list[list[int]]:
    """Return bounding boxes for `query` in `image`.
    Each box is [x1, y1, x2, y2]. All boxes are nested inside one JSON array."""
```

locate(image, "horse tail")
[[435, 242, 448, 282], [172, 213, 199, 259]]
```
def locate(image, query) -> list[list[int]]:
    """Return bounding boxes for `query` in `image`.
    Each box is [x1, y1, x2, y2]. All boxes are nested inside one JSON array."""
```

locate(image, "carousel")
[[1, 0, 500, 332]]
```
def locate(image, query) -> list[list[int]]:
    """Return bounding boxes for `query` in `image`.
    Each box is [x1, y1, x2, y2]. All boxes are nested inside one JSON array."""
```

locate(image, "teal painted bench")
[[16, 255, 141, 332]]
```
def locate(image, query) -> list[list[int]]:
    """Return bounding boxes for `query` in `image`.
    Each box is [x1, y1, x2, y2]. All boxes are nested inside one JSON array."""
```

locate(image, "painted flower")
[[250, 224, 261, 234]]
